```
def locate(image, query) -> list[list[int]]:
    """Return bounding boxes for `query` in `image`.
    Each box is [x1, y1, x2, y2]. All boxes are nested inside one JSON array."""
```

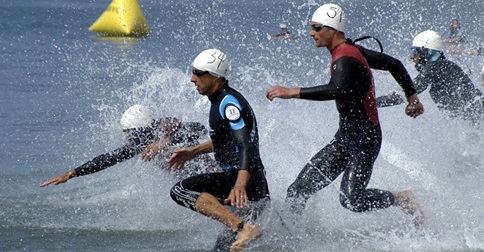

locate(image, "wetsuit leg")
[[170, 172, 234, 211], [171, 171, 270, 251], [286, 138, 349, 214], [339, 131, 394, 212]]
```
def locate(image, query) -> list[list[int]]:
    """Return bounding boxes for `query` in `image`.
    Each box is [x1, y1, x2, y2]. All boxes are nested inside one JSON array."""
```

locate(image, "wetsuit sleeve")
[[221, 97, 254, 173], [74, 145, 140, 176], [358, 47, 416, 97], [300, 57, 361, 101], [376, 72, 429, 107], [413, 74, 429, 94], [231, 126, 253, 173], [376, 92, 405, 107]]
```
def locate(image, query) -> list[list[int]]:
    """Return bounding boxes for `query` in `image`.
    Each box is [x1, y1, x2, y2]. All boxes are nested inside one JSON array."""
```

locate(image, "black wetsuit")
[[74, 118, 207, 176], [415, 57, 484, 122], [377, 55, 484, 123], [286, 42, 414, 214], [170, 82, 270, 251]]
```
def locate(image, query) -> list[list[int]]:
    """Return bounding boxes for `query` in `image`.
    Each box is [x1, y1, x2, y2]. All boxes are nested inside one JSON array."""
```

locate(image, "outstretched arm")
[[39, 146, 138, 187], [167, 140, 213, 171], [40, 169, 77, 187], [73, 146, 138, 176], [266, 86, 301, 101]]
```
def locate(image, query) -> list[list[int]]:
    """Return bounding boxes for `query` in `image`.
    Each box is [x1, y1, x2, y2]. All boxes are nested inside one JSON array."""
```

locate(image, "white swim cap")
[[412, 30, 443, 51], [280, 23, 287, 29], [120, 104, 153, 129], [192, 49, 229, 78], [311, 3, 346, 32], [481, 65, 484, 75]]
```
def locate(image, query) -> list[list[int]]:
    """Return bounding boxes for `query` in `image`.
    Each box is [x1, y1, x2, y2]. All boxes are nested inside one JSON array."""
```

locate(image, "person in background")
[[266, 3, 424, 228], [443, 18, 465, 45], [167, 49, 270, 252], [378, 30, 484, 124], [443, 19, 483, 56], [40, 104, 212, 187], [268, 23, 295, 41]]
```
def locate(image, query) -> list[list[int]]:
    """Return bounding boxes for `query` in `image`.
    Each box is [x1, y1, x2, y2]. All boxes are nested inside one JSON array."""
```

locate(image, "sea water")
[[1, 0, 483, 251]]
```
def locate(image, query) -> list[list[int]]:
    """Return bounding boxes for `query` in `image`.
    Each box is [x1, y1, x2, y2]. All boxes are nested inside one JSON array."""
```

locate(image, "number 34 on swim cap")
[[192, 49, 230, 78], [311, 3, 346, 32]]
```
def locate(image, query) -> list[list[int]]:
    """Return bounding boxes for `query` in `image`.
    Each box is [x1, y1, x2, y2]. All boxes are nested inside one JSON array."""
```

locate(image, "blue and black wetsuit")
[[170, 82, 270, 251], [74, 119, 207, 176], [171, 82, 269, 207], [286, 42, 396, 214]]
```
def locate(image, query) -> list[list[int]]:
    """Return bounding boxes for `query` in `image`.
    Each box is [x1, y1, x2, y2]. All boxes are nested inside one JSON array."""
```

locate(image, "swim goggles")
[[192, 69, 209, 77], [311, 24, 336, 32]]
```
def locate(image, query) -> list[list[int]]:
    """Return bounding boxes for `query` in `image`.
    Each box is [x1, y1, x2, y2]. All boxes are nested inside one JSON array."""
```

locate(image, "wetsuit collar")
[[329, 41, 347, 54], [208, 81, 229, 102]]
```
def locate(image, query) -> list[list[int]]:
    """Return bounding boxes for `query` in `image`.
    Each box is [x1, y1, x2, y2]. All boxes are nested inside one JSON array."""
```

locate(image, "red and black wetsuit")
[[286, 42, 396, 214]]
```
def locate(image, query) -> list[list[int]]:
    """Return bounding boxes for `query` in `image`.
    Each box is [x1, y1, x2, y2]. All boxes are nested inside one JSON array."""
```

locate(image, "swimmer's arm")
[[225, 169, 250, 208], [39, 169, 77, 187], [142, 137, 170, 161], [73, 146, 137, 176], [360, 47, 416, 97], [40, 146, 138, 188], [168, 141, 213, 171], [190, 140, 214, 155]]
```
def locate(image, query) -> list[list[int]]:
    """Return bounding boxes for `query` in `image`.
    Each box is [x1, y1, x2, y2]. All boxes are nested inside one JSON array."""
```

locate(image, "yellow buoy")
[[88, 0, 150, 37]]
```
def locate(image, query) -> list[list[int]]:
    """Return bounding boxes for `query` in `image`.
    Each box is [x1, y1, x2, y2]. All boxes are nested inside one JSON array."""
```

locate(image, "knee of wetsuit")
[[169, 182, 180, 203], [170, 181, 189, 207], [170, 181, 199, 211]]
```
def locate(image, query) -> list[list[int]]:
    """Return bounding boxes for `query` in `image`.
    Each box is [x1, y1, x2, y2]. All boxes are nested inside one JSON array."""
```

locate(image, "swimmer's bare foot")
[[393, 190, 425, 228], [230, 223, 263, 252]]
